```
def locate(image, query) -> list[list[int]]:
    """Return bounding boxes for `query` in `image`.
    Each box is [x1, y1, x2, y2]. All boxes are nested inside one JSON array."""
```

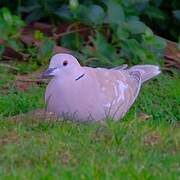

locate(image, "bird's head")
[[42, 53, 84, 80]]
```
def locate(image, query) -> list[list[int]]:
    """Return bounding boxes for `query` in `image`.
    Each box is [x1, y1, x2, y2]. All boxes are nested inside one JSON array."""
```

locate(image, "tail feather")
[[128, 65, 161, 83]]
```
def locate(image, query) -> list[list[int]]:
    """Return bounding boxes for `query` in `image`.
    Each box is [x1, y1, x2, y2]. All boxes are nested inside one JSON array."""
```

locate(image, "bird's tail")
[[128, 65, 161, 83]]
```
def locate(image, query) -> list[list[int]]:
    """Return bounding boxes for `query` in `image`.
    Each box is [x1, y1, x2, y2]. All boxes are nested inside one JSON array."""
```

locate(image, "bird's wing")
[[88, 67, 141, 120], [111, 64, 128, 70]]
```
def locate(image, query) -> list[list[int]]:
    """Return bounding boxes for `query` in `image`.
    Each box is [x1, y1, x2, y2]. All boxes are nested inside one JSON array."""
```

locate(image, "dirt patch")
[[0, 131, 20, 145], [60, 152, 71, 166], [15, 69, 49, 92], [144, 132, 161, 146], [9, 109, 59, 122], [138, 112, 152, 121]]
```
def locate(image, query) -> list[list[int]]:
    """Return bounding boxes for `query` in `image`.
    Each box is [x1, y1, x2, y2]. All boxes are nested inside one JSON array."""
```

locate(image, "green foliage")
[[87, 5, 105, 25], [17, 0, 66, 23], [60, 33, 83, 50], [1, 0, 179, 66], [107, 1, 125, 24], [0, 7, 25, 53], [16, 61, 39, 74], [141, 0, 180, 41], [34, 30, 45, 41], [82, 27, 165, 67], [37, 39, 55, 65], [2, 0, 179, 40], [66, 0, 167, 67], [82, 32, 121, 67]]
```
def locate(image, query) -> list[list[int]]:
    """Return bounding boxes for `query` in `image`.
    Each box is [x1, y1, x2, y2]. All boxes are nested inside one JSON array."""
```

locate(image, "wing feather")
[[92, 68, 141, 120]]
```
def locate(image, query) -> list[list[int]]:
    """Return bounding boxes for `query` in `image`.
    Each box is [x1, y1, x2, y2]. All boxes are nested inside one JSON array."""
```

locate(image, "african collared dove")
[[42, 53, 160, 121]]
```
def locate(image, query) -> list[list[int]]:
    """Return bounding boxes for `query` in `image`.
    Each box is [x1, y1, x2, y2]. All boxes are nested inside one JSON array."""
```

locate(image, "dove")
[[42, 53, 160, 121]]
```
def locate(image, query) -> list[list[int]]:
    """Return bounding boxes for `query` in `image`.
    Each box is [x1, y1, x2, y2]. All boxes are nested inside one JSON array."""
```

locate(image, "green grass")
[[0, 118, 179, 179], [0, 86, 44, 116], [0, 66, 179, 179], [0, 65, 45, 117]]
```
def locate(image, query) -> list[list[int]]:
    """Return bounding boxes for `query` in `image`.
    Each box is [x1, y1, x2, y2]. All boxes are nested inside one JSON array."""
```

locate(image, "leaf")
[[34, 30, 44, 41], [127, 20, 148, 34], [173, 10, 180, 21], [18, 5, 41, 13], [38, 39, 55, 64], [127, 16, 139, 21], [134, 1, 149, 12], [126, 39, 142, 52], [87, 5, 105, 25], [154, 36, 166, 50], [69, 0, 79, 11], [13, 16, 25, 28], [1, 7, 13, 25], [7, 39, 22, 51], [0, 45, 5, 55], [142, 28, 154, 44], [73, 5, 89, 23], [107, 1, 125, 24], [145, 6, 165, 20], [116, 24, 129, 40], [25, 9, 44, 23], [55, 5, 73, 21], [121, 38, 152, 63], [60, 33, 83, 50], [93, 33, 116, 60]]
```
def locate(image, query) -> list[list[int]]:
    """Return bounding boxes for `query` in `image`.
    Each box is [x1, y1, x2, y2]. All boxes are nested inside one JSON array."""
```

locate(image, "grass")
[[0, 65, 179, 179], [0, 118, 179, 179]]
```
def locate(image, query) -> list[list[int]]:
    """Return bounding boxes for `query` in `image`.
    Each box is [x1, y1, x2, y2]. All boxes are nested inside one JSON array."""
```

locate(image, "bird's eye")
[[63, 60, 68, 66]]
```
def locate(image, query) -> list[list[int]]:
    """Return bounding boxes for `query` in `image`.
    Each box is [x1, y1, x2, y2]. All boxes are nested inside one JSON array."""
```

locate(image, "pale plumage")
[[43, 53, 160, 121]]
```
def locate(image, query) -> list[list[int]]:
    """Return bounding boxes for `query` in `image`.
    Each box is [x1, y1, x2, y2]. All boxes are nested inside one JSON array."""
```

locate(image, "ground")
[[0, 65, 180, 179]]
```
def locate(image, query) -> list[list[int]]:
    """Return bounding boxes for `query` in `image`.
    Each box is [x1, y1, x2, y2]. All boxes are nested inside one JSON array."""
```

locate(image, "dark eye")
[[63, 60, 68, 66]]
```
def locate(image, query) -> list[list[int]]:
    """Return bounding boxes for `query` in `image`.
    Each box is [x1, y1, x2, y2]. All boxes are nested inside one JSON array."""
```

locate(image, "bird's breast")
[[45, 77, 106, 120]]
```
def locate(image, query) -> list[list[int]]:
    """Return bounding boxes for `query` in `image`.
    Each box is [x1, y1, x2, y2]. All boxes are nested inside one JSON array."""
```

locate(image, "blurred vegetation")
[[1, 0, 180, 38], [0, 0, 179, 67], [0, 7, 25, 54]]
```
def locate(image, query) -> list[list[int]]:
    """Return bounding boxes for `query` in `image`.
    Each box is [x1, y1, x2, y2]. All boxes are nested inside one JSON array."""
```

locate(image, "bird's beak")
[[42, 67, 58, 78]]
